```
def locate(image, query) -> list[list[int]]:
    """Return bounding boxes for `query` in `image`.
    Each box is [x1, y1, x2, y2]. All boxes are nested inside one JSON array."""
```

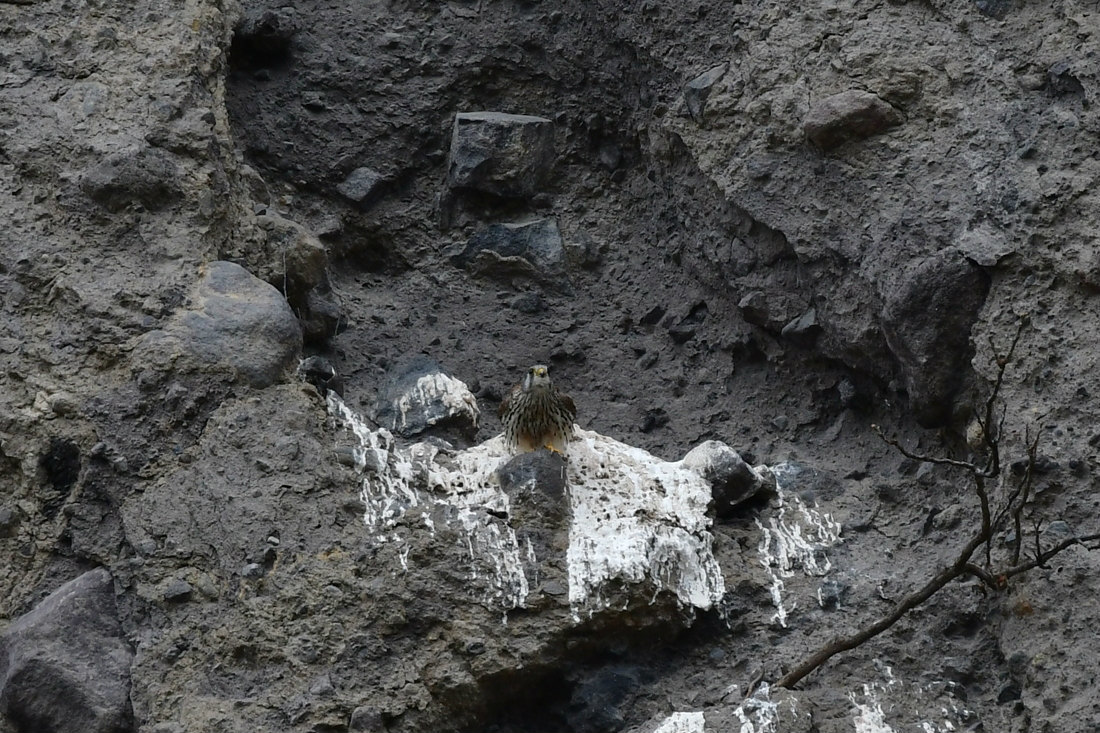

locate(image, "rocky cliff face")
[[2, 0, 1099, 731]]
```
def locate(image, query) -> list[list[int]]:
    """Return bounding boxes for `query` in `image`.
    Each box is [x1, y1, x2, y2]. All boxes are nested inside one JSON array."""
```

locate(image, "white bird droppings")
[[653, 711, 706, 733], [754, 462, 843, 627], [328, 394, 727, 619]]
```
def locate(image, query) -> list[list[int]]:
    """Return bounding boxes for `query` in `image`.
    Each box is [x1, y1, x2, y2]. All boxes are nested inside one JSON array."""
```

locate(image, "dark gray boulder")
[[336, 166, 385, 206], [446, 112, 554, 197], [452, 219, 570, 292], [682, 441, 776, 518], [803, 89, 903, 150], [881, 250, 991, 428], [0, 568, 133, 733], [371, 357, 480, 438], [134, 261, 302, 388]]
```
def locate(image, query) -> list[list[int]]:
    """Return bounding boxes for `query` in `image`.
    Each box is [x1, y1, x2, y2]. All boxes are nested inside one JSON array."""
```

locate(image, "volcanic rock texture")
[[2, 0, 1099, 731]]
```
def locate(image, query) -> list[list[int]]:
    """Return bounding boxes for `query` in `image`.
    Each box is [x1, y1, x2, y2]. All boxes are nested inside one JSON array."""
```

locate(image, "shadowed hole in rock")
[[943, 612, 985, 639], [229, 11, 295, 71], [458, 667, 573, 733], [39, 438, 80, 519]]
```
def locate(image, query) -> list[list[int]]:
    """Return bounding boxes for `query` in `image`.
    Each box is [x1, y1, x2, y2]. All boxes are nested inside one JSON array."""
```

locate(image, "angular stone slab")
[[803, 89, 902, 150], [452, 218, 571, 291], [0, 568, 133, 733], [446, 111, 554, 197]]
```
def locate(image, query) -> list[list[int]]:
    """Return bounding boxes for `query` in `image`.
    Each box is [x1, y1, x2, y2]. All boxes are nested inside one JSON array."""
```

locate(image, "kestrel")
[[499, 364, 576, 454]]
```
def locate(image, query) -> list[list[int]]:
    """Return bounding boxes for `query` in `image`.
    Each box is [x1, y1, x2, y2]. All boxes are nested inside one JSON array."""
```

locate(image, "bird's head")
[[523, 364, 552, 391]]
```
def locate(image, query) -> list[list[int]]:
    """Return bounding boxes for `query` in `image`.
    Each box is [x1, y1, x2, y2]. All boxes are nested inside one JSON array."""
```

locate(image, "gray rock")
[[446, 111, 554, 197], [0, 568, 133, 733], [496, 449, 571, 607], [452, 219, 571, 292], [803, 89, 903, 150], [509, 291, 546, 313], [336, 166, 385, 205], [134, 261, 302, 388], [684, 63, 729, 124], [1047, 61, 1085, 97], [300, 288, 345, 347], [881, 250, 990, 428], [349, 706, 384, 732], [81, 145, 182, 211], [298, 355, 342, 395], [974, 0, 1013, 19], [682, 441, 775, 518], [496, 450, 570, 509], [781, 307, 822, 346], [252, 213, 329, 303], [668, 302, 708, 344], [371, 357, 480, 438], [0, 506, 21, 538], [738, 290, 770, 328], [241, 562, 265, 579], [161, 578, 193, 602]]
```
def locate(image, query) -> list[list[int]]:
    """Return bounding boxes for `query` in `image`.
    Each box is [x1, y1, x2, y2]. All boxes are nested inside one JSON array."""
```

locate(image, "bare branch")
[[1000, 533, 1100, 579], [769, 317, 1100, 693], [872, 425, 976, 471], [775, 532, 987, 689]]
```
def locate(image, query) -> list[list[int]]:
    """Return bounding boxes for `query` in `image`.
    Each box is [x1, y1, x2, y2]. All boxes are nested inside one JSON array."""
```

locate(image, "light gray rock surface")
[[134, 261, 302, 388]]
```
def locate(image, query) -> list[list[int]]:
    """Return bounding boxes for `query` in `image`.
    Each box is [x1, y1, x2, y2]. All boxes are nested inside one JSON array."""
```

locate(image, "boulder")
[[0, 568, 133, 733], [881, 250, 990, 428], [446, 111, 554, 197], [371, 358, 480, 438], [682, 441, 776, 518], [803, 89, 902, 150], [336, 166, 385, 206], [134, 261, 302, 388], [452, 219, 571, 291]]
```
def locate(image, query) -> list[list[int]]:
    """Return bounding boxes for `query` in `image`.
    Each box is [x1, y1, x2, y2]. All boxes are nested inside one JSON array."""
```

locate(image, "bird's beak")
[[535, 367, 547, 377]]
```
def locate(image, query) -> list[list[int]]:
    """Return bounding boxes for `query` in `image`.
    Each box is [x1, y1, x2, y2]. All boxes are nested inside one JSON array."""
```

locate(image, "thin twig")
[[999, 533, 1100, 579], [871, 426, 976, 471]]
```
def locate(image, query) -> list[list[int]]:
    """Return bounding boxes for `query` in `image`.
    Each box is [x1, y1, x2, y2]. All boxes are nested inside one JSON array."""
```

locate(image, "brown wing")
[[498, 382, 521, 419], [559, 390, 577, 422]]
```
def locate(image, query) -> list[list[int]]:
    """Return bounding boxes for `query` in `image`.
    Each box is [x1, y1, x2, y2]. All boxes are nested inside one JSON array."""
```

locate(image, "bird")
[[498, 364, 577, 455]]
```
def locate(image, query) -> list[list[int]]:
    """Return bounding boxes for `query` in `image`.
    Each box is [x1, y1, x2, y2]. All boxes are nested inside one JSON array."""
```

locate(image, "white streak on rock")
[[850, 683, 895, 733], [755, 462, 842, 627], [653, 711, 705, 733], [394, 372, 480, 432], [329, 394, 527, 610], [330, 395, 725, 618], [732, 683, 782, 733], [566, 428, 725, 616], [847, 669, 974, 733]]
